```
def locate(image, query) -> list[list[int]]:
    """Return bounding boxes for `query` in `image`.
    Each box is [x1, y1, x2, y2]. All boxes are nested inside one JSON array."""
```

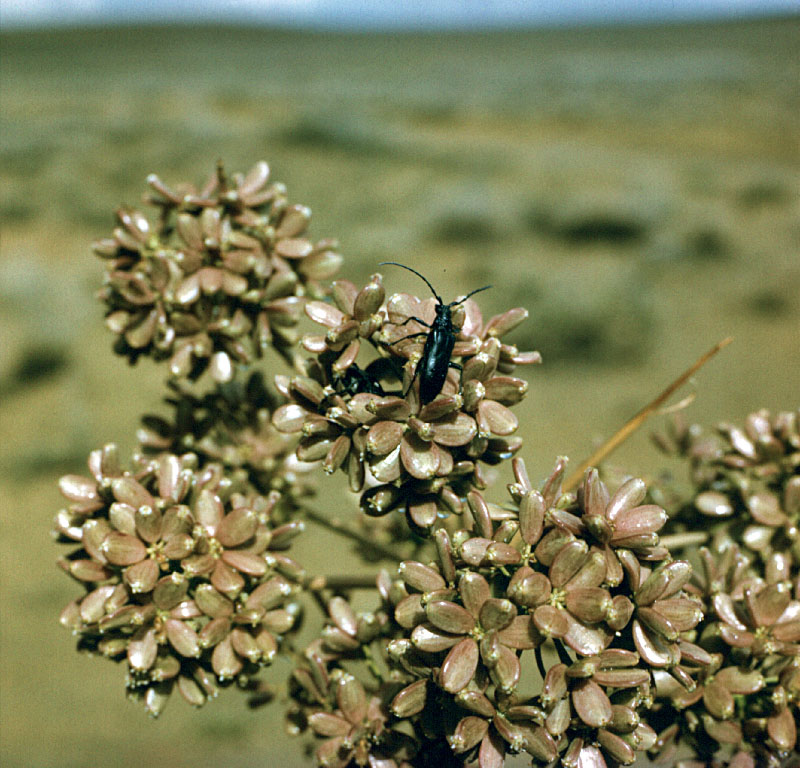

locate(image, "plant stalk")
[[564, 336, 733, 491]]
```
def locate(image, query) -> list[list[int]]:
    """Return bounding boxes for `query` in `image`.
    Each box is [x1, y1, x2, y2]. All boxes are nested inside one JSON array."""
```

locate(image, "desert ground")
[[1, 17, 798, 767]]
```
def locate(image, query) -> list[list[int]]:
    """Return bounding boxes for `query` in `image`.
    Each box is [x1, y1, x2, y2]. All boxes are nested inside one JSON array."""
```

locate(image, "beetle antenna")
[[449, 284, 492, 307], [378, 262, 442, 304]]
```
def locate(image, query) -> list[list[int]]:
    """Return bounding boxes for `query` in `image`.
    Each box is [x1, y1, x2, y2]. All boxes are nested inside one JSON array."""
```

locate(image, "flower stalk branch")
[[564, 336, 734, 491]]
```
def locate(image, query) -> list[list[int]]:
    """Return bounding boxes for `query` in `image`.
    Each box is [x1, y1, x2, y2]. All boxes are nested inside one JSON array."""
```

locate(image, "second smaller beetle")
[[379, 261, 491, 404]]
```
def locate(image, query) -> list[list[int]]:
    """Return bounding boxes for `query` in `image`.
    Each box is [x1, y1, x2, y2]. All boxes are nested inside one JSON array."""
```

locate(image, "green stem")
[[309, 574, 379, 591], [300, 505, 404, 562], [660, 531, 709, 550], [307, 582, 329, 615], [362, 643, 384, 684]]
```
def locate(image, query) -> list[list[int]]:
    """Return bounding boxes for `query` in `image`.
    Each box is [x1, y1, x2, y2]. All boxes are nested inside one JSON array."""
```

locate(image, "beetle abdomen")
[[418, 330, 455, 404]]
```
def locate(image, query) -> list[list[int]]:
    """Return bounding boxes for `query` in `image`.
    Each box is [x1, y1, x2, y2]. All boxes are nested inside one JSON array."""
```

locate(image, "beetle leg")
[[402, 358, 420, 398], [392, 315, 432, 329], [387, 331, 429, 345], [448, 362, 462, 371], [386, 314, 433, 347]]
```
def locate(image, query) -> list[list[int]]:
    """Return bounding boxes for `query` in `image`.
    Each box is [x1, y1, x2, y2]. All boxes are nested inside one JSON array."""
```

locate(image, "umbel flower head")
[[137, 370, 314, 504], [93, 161, 342, 381], [651, 408, 800, 767], [272, 272, 540, 532], [287, 633, 419, 768], [55, 444, 305, 715], [388, 460, 686, 768], [648, 541, 800, 765], [656, 408, 800, 565], [286, 457, 696, 768]]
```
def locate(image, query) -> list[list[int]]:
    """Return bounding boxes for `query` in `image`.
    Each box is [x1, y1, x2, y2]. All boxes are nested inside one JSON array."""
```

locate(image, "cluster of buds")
[[285, 590, 419, 768], [649, 542, 800, 764], [650, 409, 800, 765], [656, 408, 800, 565], [54, 444, 305, 715], [136, 371, 313, 503], [93, 161, 342, 380], [284, 458, 703, 768], [384, 459, 702, 767], [272, 273, 540, 531]]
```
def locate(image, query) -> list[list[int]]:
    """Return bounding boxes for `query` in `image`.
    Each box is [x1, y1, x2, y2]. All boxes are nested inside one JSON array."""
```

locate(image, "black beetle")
[[379, 261, 491, 404]]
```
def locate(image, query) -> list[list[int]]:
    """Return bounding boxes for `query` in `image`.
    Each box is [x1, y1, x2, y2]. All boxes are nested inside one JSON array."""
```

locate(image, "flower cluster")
[[93, 161, 342, 380], [137, 371, 313, 504], [384, 460, 700, 767], [648, 542, 800, 765], [272, 273, 540, 532], [284, 458, 703, 768], [657, 408, 800, 565], [650, 408, 800, 766], [288, 651, 419, 766], [54, 444, 305, 715]]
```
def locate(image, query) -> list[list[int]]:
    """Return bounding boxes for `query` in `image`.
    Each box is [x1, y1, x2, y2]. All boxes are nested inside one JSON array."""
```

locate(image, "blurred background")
[[1, 2, 798, 766]]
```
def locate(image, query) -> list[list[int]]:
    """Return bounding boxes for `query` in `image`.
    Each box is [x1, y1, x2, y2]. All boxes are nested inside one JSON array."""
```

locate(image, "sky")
[[1, 0, 798, 29]]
